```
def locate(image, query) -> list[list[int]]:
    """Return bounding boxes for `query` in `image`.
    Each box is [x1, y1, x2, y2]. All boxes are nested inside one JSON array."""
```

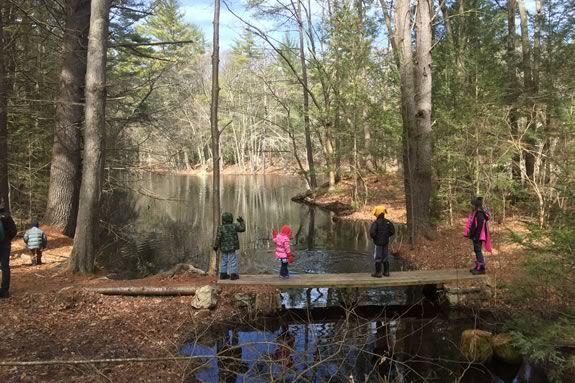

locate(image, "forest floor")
[[0, 177, 532, 382], [0, 228, 277, 382]]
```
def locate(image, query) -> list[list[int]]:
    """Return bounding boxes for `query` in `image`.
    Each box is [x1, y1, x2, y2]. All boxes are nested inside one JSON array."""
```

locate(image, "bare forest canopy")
[[0, 0, 573, 254]]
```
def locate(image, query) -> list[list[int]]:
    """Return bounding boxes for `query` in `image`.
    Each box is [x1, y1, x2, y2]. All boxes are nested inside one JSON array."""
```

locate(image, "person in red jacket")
[[0, 205, 18, 298], [273, 225, 293, 279]]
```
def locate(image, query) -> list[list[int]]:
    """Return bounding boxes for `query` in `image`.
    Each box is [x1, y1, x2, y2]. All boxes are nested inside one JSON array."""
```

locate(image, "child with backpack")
[[464, 197, 492, 275], [213, 212, 246, 280], [23, 218, 48, 266], [273, 225, 294, 279]]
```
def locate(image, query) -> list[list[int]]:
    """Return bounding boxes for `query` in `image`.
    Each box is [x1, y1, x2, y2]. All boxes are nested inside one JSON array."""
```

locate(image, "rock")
[[460, 329, 493, 363], [255, 292, 281, 315], [491, 334, 522, 364], [233, 292, 256, 308], [447, 292, 460, 305], [191, 285, 217, 309]]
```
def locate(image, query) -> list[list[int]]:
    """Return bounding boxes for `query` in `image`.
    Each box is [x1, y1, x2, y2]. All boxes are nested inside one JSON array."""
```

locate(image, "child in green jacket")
[[213, 212, 245, 280]]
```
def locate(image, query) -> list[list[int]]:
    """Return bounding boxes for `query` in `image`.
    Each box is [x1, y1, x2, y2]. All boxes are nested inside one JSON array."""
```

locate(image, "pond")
[[99, 172, 407, 278], [178, 311, 548, 383]]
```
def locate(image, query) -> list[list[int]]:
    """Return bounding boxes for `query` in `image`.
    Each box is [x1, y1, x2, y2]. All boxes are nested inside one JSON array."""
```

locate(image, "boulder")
[[491, 334, 523, 364], [191, 285, 217, 309], [233, 292, 256, 308], [460, 329, 493, 363]]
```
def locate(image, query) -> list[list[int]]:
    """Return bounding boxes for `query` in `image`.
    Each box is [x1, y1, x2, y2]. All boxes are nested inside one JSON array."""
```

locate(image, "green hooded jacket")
[[214, 212, 246, 252]]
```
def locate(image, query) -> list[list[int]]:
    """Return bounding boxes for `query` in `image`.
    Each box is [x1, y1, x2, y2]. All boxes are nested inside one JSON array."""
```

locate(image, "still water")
[[179, 313, 547, 383], [100, 173, 403, 277]]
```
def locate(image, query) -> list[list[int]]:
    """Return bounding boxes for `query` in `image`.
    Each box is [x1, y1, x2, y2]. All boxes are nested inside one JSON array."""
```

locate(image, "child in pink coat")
[[273, 225, 293, 279], [464, 197, 492, 275]]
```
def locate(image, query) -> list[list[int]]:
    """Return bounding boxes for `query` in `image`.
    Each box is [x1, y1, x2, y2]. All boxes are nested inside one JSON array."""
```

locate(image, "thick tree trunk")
[[413, 0, 434, 236], [208, 0, 221, 275], [395, 0, 417, 243], [0, 5, 9, 210], [45, 0, 91, 236], [69, 0, 111, 273], [392, 0, 433, 244], [297, 0, 317, 189]]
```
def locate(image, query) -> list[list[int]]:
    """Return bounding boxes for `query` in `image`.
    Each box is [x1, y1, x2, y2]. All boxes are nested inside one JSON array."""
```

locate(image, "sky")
[[179, 0, 540, 52], [179, 0, 260, 50]]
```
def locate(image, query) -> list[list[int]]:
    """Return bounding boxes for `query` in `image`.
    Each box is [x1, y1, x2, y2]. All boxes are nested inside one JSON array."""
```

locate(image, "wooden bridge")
[[218, 269, 486, 288]]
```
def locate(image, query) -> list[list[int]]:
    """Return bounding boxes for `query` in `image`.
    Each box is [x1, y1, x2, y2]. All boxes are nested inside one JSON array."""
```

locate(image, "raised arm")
[[235, 216, 246, 232]]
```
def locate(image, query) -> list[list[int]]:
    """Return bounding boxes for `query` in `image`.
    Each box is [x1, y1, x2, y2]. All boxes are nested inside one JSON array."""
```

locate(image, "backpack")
[[0, 217, 5, 241]]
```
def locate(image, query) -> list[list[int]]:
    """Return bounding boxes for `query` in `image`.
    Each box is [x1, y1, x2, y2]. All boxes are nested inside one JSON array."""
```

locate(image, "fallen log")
[[86, 286, 198, 296], [162, 263, 207, 278], [0, 356, 204, 366]]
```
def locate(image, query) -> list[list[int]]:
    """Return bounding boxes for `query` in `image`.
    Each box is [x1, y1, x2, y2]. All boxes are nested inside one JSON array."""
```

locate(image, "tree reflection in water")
[[99, 173, 409, 277], [179, 311, 547, 383]]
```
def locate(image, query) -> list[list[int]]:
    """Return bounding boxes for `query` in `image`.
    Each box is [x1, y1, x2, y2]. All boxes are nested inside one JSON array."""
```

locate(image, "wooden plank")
[[217, 269, 485, 288]]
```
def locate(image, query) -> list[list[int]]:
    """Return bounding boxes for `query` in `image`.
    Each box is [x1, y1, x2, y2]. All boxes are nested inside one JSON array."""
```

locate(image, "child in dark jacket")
[[369, 205, 395, 278], [464, 197, 492, 275], [0, 206, 17, 298], [213, 212, 246, 280]]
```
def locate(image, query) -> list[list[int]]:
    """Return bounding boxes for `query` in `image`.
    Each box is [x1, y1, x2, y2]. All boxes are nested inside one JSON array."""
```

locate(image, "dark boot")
[[383, 262, 390, 277], [31, 258, 37, 266], [470, 261, 478, 273], [230, 273, 239, 281], [219, 273, 230, 280], [371, 263, 382, 278], [471, 265, 486, 275]]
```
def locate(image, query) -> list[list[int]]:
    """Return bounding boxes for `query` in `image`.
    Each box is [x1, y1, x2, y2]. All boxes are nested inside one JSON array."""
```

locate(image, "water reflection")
[[179, 314, 547, 383], [99, 173, 406, 277]]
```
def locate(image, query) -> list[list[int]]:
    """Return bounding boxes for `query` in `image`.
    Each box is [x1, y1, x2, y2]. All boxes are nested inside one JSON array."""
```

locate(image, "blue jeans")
[[0, 244, 11, 292], [220, 251, 238, 274], [473, 240, 485, 266]]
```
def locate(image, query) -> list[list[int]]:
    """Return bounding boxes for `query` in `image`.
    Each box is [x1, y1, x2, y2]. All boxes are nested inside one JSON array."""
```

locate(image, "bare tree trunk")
[[297, 0, 317, 189], [517, 0, 535, 180], [45, 0, 90, 236], [506, 0, 521, 182], [69, 0, 111, 273], [517, 0, 533, 94], [413, 0, 434, 238], [0, 4, 9, 210], [391, 0, 433, 243], [208, 0, 221, 275], [395, 0, 417, 244], [533, 0, 542, 92]]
